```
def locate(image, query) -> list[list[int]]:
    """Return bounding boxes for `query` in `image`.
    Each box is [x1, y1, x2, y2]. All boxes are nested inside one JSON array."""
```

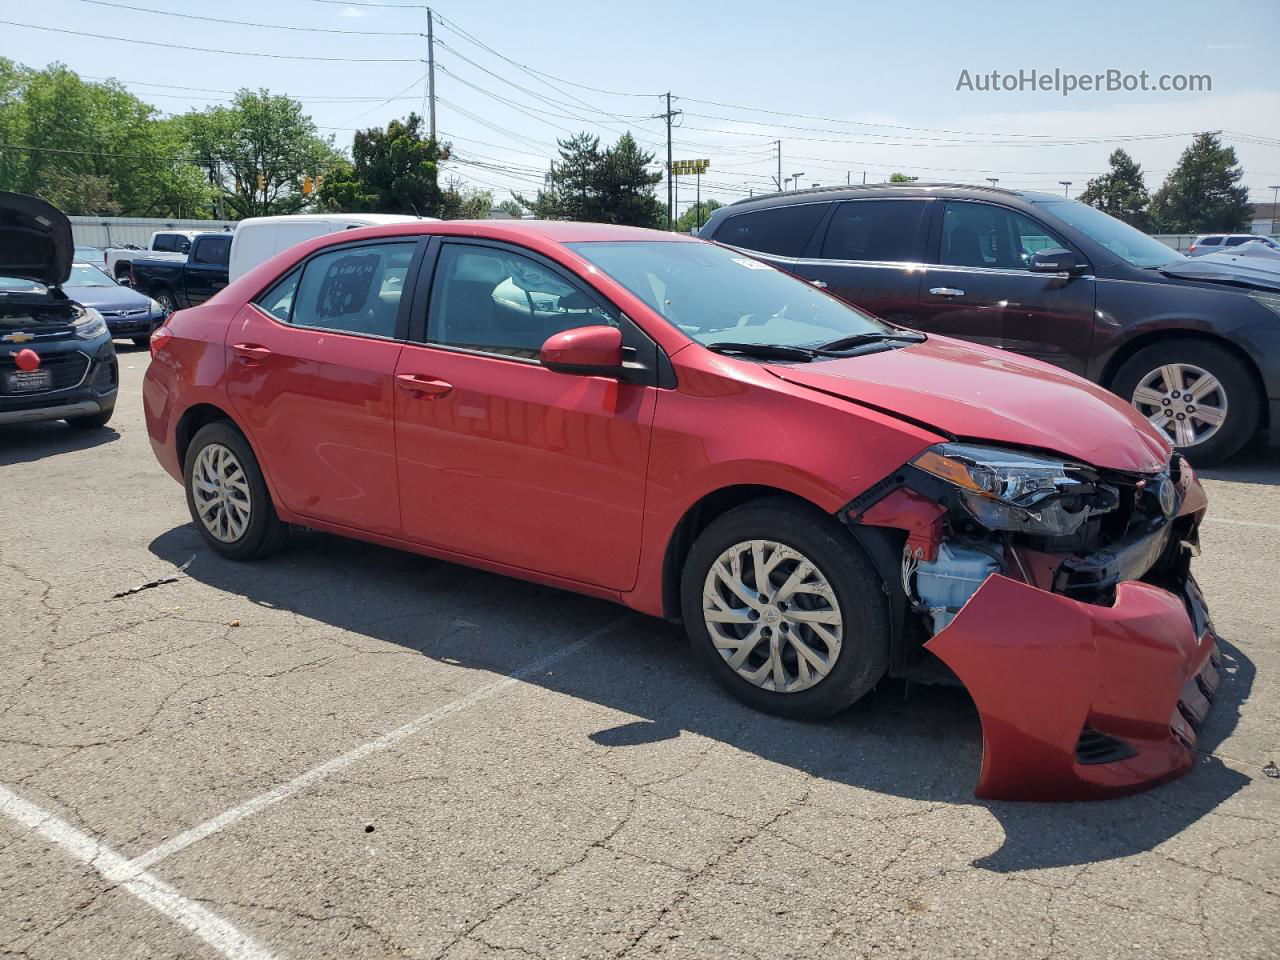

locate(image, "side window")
[[152, 235, 175, 252], [286, 242, 415, 338], [940, 202, 1063, 270], [712, 204, 828, 258], [1223, 236, 1250, 247], [1200, 236, 1223, 246], [174, 236, 192, 256], [254, 269, 300, 322], [820, 200, 927, 262], [192, 236, 231, 266], [428, 244, 617, 359]]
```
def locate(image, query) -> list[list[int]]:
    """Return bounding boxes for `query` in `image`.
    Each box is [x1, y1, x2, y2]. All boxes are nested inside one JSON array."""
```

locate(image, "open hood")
[[768, 337, 1171, 473], [1158, 251, 1280, 291], [0, 192, 73, 288]]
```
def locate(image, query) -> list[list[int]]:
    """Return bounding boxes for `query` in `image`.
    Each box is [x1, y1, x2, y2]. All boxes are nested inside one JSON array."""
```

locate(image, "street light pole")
[[986, 178, 999, 187], [1060, 180, 1072, 198], [792, 172, 805, 191]]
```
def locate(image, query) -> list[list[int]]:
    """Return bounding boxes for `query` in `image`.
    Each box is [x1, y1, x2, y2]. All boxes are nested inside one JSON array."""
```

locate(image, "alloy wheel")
[[702, 539, 843, 693], [191, 443, 252, 542], [1131, 363, 1228, 449]]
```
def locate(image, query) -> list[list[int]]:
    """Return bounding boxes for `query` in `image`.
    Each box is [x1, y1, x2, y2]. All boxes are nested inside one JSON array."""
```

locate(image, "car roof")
[[717, 182, 1067, 213]]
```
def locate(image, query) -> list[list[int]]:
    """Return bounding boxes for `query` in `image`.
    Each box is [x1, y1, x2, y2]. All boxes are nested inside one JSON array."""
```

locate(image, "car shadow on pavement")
[[0, 421, 120, 466], [150, 524, 1254, 875], [1199, 446, 1280, 485]]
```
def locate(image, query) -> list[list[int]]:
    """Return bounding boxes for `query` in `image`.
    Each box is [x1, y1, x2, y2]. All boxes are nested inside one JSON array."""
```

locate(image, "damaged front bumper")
[[925, 572, 1219, 801]]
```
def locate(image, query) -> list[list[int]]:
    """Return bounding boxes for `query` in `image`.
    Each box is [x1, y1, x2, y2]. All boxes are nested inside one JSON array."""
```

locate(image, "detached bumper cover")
[[925, 573, 1218, 801]]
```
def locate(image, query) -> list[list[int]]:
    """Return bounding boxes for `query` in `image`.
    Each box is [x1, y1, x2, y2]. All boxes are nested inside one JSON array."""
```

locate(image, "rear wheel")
[[1113, 341, 1259, 465], [183, 422, 288, 560], [681, 499, 888, 719]]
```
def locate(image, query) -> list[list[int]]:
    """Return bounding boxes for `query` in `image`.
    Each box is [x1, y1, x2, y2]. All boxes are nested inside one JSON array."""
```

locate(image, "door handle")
[[232, 343, 272, 364], [928, 287, 965, 298], [807, 278, 828, 288], [396, 373, 453, 399]]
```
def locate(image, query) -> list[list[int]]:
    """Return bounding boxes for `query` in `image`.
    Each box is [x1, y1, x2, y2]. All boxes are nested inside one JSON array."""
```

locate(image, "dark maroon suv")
[[700, 184, 1280, 464]]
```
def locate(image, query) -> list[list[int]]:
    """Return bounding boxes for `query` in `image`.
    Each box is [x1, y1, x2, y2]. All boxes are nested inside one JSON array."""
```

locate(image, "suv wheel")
[[1113, 341, 1258, 465], [66, 405, 114, 430], [183, 422, 288, 560], [681, 498, 888, 719]]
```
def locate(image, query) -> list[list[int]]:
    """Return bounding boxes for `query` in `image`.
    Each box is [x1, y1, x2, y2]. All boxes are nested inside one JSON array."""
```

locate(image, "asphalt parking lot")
[[1, 349, 1277, 960]]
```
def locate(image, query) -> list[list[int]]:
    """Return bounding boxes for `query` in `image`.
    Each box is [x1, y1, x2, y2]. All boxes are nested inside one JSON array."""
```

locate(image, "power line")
[[0, 18, 425, 61], [68, 0, 425, 36]]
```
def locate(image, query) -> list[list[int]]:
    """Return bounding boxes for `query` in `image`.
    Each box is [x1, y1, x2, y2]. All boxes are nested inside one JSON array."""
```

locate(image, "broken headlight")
[[912, 443, 1112, 536]]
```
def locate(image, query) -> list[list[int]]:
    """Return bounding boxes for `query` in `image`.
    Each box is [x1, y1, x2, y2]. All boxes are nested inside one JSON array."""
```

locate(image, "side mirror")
[[1029, 247, 1085, 275], [539, 325, 623, 375]]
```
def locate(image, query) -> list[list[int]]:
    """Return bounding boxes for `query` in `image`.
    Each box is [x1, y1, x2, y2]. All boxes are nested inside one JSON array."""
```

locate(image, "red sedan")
[[143, 220, 1220, 801]]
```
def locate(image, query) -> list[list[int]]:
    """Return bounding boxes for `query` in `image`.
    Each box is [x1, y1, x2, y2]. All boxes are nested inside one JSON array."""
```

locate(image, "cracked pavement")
[[1, 349, 1277, 959]]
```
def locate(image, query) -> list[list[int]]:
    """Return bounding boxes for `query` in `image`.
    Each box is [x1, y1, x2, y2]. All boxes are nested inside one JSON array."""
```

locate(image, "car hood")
[[0, 192, 73, 287], [1159, 252, 1280, 291], [768, 337, 1171, 473], [64, 286, 153, 312]]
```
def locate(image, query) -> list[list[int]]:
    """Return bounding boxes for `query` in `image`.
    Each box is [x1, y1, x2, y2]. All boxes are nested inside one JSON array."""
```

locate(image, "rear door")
[[909, 200, 1096, 370], [392, 239, 657, 590], [790, 198, 930, 326], [184, 235, 231, 306], [226, 237, 425, 537]]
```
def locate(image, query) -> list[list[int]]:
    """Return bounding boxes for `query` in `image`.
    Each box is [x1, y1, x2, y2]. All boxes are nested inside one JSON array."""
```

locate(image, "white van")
[[228, 214, 433, 282]]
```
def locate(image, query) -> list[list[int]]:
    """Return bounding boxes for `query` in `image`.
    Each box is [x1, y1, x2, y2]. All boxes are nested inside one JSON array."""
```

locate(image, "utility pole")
[[862, 171, 866, 184], [653, 93, 681, 229], [847, 171, 851, 185], [426, 8, 437, 140], [695, 168, 701, 232], [774, 140, 782, 193], [1270, 185, 1280, 234]]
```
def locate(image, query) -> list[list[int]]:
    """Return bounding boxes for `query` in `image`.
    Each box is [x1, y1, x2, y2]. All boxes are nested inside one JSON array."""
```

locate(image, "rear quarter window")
[[712, 203, 829, 257]]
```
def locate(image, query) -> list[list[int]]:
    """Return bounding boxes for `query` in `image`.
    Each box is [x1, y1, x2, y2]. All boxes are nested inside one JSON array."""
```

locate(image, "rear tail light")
[[150, 325, 174, 359], [1188, 245, 1197, 253]]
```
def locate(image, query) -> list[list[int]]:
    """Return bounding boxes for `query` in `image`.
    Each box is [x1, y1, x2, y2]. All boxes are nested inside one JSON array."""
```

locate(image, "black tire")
[[66, 405, 114, 430], [1112, 340, 1259, 466], [152, 288, 178, 316], [680, 497, 889, 720], [131, 335, 151, 348], [183, 421, 289, 561]]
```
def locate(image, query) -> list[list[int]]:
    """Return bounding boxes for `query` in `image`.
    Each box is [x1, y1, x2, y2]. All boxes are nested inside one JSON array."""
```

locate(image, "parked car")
[[63, 261, 167, 346], [106, 229, 230, 283], [1187, 233, 1280, 257], [0, 193, 117, 429], [131, 233, 231, 314], [229, 213, 427, 282], [699, 185, 1280, 464], [144, 219, 1218, 801]]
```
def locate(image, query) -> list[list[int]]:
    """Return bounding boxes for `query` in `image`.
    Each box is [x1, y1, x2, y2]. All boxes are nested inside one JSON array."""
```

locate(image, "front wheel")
[[66, 405, 114, 430], [183, 422, 288, 560], [1113, 341, 1259, 465], [131, 335, 151, 348], [152, 288, 178, 316], [680, 498, 889, 719]]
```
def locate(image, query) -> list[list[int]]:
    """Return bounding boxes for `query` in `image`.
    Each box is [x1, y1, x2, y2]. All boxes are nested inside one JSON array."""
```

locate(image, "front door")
[[911, 200, 1096, 371], [185, 235, 231, 306], [225, 238, 423, 537], [394, 241, 656, 591]]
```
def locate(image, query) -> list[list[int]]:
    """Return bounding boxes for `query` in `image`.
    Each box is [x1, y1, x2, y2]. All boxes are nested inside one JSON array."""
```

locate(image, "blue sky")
[[2, 0, 1278, 210]]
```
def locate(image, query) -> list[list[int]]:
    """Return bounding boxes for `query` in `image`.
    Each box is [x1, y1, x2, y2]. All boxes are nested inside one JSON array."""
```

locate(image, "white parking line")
[[1207, 517, 1280, 530], [0, 783, 277, 960], [127, 615, 629, 873]]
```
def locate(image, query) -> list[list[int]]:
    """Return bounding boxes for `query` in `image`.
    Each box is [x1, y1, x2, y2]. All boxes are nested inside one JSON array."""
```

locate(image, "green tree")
[[497, 198, 525, 218], [676, 198, 722, 232], [186, 89, 340, 219], [516, 131, 662, 226], [438, 176, 493, 219], [1079, 149, 1151, 228], [317, 113, 445, 215], [1148, 132, 1252, 233], [888, 172, 915, 182], [0, 62, 211, 217]]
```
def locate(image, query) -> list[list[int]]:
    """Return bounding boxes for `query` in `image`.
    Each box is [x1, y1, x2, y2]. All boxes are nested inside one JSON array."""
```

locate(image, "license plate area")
[[4, 369, 54, 394]]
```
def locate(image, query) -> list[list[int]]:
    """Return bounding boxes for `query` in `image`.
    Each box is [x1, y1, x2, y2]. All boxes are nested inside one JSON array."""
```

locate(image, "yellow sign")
[[669, 159, 710, 175]]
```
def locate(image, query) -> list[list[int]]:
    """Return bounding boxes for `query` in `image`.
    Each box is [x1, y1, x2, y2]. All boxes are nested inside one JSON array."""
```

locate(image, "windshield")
[[1039, 201, 1184, 268], [565, 240, 889, 348], [65, 263, 117, 287]]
